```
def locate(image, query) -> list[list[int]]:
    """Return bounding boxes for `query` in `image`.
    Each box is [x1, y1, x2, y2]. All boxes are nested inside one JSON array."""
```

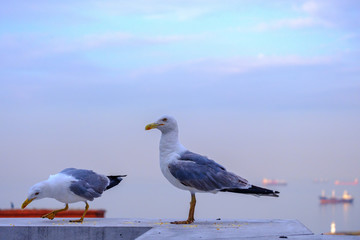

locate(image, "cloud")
[[80, 31, 208, 50], [129, 54, 334, 78], [254, 1, 360, 31], [297, 0, 360, 29], [254, 17, 331, 31], [81, 32, 133, 48], [0, 31, 204, 68], [91, 0, 216, 21], [144, 7, 211, 21], [201, 55, 333, 74], [301, 1, 319, 14]]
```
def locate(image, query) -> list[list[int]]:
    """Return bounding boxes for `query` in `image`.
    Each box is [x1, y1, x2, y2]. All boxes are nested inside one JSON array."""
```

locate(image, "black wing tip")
[[105, 175, 126, 190], [272, 191, 280, 197], [221, 186, 280, 197], [114, 174, 127, 178]]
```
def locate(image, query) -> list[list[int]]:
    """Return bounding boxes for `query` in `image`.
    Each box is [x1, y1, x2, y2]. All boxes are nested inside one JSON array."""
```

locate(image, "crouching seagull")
[[145, 115, 279, 224], [22, 168, 126, 223]]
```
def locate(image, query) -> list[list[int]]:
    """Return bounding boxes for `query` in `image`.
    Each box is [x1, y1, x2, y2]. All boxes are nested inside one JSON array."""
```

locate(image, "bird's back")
[[61, 168, 109, 201]]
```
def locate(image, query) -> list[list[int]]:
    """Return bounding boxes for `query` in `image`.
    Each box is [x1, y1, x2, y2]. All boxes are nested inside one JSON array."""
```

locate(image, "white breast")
[[47, 173, 88, 203], [158, 127, 201, 193], [160, 152, 200, 193]]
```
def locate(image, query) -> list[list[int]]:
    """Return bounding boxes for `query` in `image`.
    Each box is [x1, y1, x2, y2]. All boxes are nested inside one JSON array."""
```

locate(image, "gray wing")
[[168, 151, 249, 192], [61, 168, 109, 201]]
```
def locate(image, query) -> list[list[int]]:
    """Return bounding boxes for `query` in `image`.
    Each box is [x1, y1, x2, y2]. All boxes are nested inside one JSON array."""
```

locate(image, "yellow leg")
[[188, 193, 196, 222], [70, 202, 89, 223], [42, 204, 69, 220], [171, 193, 196, 224]]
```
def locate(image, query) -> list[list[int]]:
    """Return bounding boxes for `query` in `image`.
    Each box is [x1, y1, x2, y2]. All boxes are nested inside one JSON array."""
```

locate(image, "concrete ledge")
[[0, 218, 356, 240]]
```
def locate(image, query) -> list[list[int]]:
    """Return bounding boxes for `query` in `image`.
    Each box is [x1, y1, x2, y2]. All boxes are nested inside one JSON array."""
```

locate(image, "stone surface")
[[0, 218, 358, 240]]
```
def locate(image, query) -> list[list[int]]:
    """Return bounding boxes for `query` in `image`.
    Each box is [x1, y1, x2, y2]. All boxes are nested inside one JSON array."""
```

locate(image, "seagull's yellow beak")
[[21, 198, 35, 209], [145, 123, 163, 130]]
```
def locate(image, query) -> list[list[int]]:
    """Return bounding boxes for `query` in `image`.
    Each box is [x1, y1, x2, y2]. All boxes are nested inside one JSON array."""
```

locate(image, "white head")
[[145, 115, 178, 134], [22, 182, 48, 209]]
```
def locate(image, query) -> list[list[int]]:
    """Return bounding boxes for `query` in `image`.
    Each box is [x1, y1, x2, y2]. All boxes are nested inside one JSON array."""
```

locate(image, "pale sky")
[[0, 0, 359, 213]]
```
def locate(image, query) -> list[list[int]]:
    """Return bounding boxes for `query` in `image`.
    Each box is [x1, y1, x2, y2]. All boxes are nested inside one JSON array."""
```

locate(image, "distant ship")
[[334, 178, 358, 186], [319, 190, 354, 204], [0, 209, 105, 218], [262, 178, 287, 186]]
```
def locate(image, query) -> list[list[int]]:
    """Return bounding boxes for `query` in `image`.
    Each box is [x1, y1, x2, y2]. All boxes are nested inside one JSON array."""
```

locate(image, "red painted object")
[[0, 209, 105, 218], [334, 178, 358, 186]]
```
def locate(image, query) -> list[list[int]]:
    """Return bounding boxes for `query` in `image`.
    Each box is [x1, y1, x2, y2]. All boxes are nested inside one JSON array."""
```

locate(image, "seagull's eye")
[[162, 118, 168, 122], [35, 192, 39, 196]]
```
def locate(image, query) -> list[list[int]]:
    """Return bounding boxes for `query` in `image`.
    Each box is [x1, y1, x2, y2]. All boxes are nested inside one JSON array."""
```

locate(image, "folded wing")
[[168, 151, 250, 192]]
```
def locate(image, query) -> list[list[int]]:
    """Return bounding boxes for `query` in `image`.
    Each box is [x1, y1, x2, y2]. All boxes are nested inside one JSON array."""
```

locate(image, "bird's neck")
[[37, 181, 53, 199], [159, 130, 186, 159], [42, 175, 65, 198]]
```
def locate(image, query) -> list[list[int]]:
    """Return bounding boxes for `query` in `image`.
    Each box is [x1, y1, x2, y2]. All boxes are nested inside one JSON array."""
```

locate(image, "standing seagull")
[[22, 168, 126, 223], [145, 115, 279, 224]]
